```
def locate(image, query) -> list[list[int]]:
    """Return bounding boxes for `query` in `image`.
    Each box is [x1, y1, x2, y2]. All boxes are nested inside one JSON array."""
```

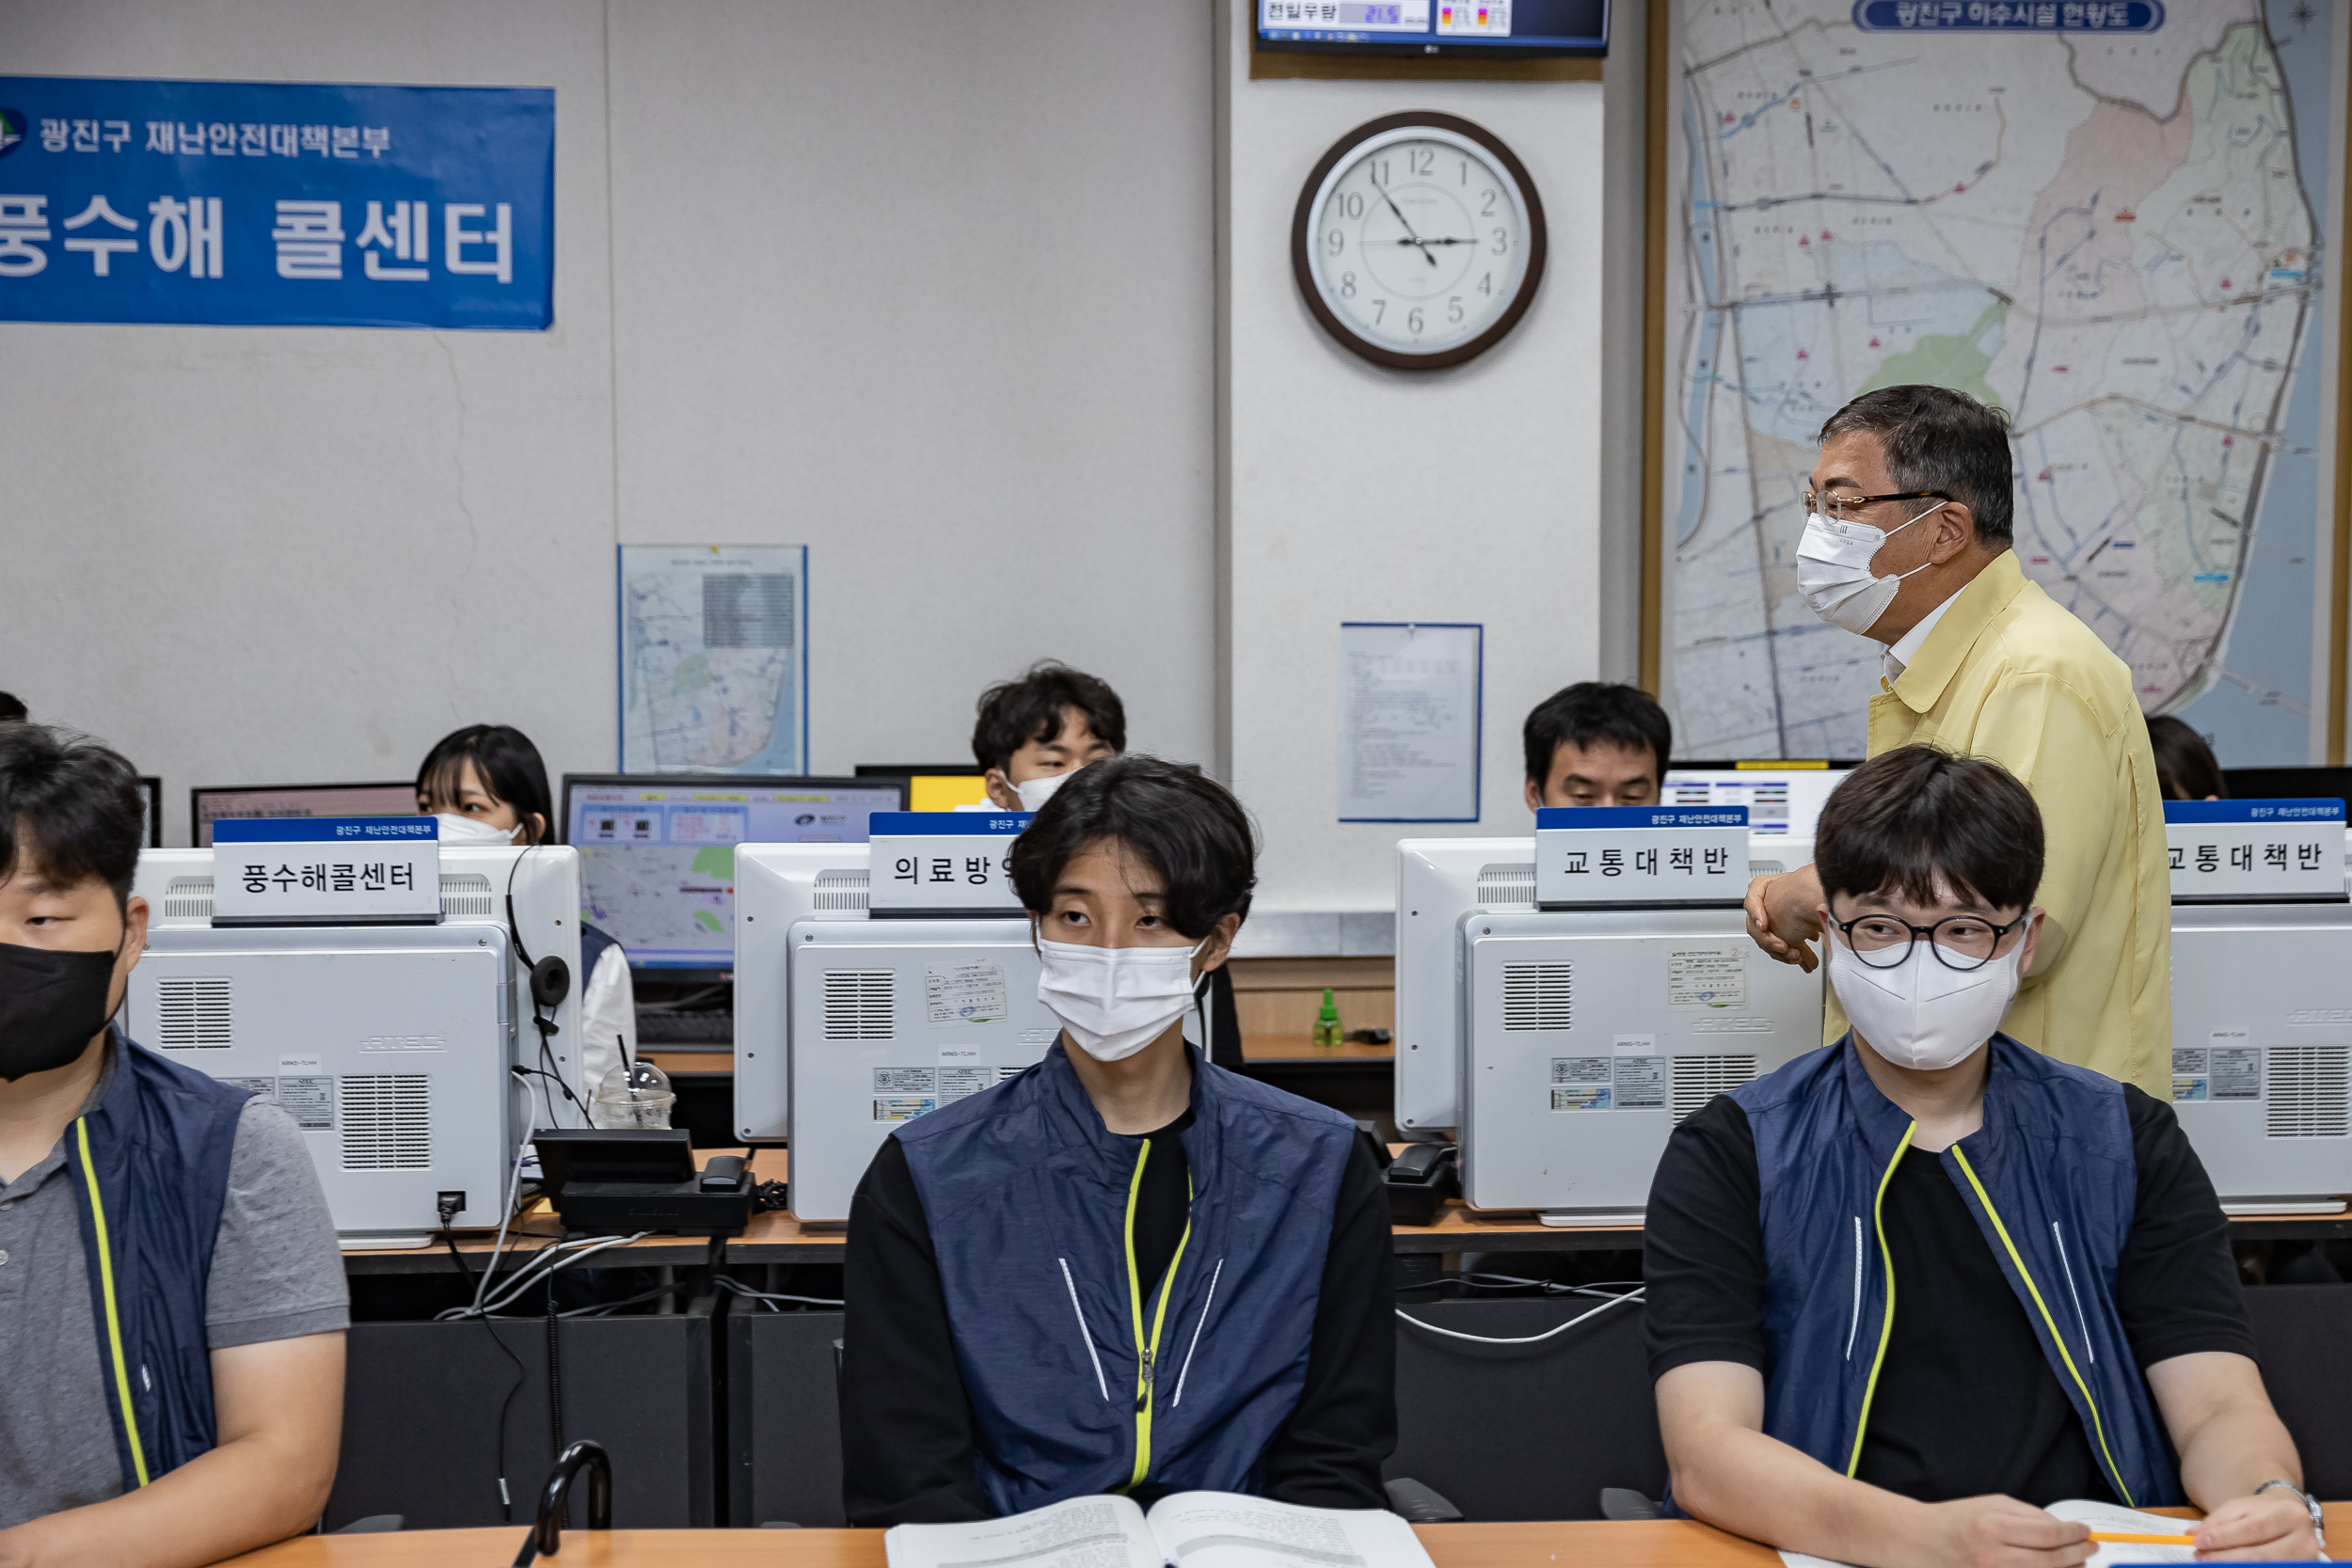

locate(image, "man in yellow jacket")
[[1744, 385, 2172, 1099]]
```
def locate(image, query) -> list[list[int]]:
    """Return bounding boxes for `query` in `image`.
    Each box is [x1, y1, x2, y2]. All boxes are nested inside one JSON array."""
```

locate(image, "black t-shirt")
[[1644, 1083, 2254, 1507], [840, 1110, 1396, 1525]]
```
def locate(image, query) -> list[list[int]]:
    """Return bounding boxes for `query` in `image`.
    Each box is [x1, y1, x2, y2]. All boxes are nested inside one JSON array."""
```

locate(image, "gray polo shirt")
[[0, 1050, 348, 1527]]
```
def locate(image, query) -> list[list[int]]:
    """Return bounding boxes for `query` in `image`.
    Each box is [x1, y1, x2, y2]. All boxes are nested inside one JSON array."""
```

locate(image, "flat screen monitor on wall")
[[1256, 0, 1607, 56], [561, 773, 908, 975], [190, 781, 419, 848]]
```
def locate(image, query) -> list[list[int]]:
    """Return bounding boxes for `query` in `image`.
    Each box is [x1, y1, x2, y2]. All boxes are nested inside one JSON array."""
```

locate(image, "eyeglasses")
[[1827, 906, 2030, 972], [1804, 487, 1951, 524]]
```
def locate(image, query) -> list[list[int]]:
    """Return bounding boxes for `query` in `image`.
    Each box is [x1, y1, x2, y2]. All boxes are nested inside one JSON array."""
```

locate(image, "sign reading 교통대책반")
[[0, 77, 550, 328]]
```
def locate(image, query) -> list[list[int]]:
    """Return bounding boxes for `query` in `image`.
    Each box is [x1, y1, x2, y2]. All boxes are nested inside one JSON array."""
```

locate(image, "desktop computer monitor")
[[855, 764, 992, 812], [190, 781, 421, 848], [1659, 760, 1858, 840], [561, 773, 908, 974]]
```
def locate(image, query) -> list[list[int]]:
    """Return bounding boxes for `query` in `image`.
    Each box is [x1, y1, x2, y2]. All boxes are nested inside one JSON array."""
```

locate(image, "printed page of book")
[[1144, 1491, 1438, 1568], [884, 1495, 1160, 1568]]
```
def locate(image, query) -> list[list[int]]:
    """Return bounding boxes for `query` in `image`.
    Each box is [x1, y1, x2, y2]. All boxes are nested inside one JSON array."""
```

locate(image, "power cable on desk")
[[1394, 1285, 1645, 1346], [713, 1274, 844, 1311], [439, 1192, 530, 1522]]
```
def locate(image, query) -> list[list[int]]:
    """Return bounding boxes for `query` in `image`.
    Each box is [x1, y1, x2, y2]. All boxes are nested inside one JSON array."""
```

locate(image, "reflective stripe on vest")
[[1120, 1141, 1192, 1493], [74, 1117, 151, 1488]]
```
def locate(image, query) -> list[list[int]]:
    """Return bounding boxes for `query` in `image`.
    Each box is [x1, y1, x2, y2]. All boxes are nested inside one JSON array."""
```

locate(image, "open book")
[[883, 1491, 1438, 1568], [1780, 1499, 2211, 1568]]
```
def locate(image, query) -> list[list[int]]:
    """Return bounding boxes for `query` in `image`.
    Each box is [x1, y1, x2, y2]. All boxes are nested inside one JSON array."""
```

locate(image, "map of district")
[[1664, 0, 2335, 760], [618, 545, 805, 773]]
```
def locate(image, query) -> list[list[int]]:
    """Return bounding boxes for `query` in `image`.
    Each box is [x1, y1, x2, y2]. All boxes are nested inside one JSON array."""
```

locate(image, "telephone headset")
[[501, 846, 587, 1125]]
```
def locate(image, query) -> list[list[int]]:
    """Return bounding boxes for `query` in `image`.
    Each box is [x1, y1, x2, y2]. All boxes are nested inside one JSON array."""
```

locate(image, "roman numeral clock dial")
[[1292, 112, 1547, 370]]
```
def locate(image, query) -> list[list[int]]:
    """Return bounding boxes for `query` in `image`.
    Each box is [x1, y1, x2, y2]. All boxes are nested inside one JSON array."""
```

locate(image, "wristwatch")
[[2253, 1479, 2326, 1550]]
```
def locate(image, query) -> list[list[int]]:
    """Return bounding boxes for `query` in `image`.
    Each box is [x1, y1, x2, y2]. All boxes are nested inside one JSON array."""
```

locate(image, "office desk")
[[212, 1508, 2352, 1568], [225, 1519, 1771, 1567]]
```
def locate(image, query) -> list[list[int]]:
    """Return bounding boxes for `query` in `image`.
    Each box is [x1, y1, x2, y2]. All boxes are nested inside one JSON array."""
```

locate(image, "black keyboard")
[[635, 1009, 734, 1046]]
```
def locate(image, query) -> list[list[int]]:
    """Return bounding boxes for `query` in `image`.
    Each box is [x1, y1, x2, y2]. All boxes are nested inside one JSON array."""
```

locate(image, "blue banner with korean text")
[[0, 77, 551, 329]]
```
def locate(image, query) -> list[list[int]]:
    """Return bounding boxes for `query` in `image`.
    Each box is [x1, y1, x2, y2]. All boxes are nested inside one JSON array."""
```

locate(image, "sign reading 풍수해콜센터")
[[0, 77, 550, 328], [209, 816, 441, 925]]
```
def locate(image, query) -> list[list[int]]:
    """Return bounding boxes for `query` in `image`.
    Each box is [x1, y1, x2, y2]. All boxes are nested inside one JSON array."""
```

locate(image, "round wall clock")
[[1291, 111, 1547, 371]]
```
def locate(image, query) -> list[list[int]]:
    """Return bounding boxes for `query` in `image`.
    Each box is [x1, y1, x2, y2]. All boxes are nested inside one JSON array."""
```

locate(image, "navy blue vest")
[[65, 1030, 253, 1491], [1722, 1034, 2181, 1508], [580, 921, 619, 986], [895, 1042, 1357, 1515]]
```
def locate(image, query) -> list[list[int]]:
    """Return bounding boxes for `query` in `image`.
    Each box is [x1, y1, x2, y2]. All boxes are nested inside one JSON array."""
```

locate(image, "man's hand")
[[2190, 1491, 2322, 1561], [1745, 865, 1826, 972], [1916, 1496, 2091, 1568]]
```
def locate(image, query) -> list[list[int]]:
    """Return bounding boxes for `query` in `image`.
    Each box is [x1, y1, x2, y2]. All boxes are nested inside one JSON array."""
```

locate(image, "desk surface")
[[223, 1519, 1772, 1567], [211, 1507, 2352, 1568]]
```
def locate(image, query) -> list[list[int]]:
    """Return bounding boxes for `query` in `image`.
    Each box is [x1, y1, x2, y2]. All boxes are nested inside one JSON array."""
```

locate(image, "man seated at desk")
[[1646, 746, 2320, 1568], [839, 756, 1394, 1524], [0, 724, 347, 1564]]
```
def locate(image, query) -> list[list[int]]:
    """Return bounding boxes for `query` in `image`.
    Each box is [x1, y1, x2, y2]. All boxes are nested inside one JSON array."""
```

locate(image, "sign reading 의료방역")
[[866, 813, 1030, 917], [209, 816, 440, 926], [0, 77, 551, 328]]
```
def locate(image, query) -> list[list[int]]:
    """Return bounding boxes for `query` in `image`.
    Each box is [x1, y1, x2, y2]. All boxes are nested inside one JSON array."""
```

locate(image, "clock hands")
[[1394, 236, 1476, 248], [1373, 182, 1440, 268]]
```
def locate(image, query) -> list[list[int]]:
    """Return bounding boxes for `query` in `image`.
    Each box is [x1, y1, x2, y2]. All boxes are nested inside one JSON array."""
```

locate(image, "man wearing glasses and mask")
[[1743, 386, 2171, 1100]]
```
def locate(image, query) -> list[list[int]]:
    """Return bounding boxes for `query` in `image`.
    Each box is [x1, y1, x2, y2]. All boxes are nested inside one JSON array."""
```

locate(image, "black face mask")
[[0, 942, 120, 1082]]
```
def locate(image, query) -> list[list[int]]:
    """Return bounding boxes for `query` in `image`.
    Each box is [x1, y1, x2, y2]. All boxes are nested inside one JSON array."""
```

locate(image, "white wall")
[[0, 0, 1216, 846], [1217, 17, 1608, 911]]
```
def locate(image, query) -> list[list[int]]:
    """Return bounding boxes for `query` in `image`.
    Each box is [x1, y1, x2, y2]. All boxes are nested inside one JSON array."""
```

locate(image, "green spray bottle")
[[1312, 987, 1343, 1049]]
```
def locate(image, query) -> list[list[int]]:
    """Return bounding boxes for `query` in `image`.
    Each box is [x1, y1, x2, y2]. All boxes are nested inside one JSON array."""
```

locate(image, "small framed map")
[[616, 544, 808, 774], [1647, 0, 2348, 765]]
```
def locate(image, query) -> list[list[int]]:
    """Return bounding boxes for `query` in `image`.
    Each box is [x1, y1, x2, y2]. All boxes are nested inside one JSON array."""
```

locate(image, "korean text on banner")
[[0, 78, 552, 328]]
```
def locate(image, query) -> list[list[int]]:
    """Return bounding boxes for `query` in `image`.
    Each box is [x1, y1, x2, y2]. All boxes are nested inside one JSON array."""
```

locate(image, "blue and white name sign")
[[211, 816, 439, 925], [0, 78, 551, 328], [2163, 800, 2345, 904], [867, 812, 1031, 917], [1535, 806, 1751, 909]]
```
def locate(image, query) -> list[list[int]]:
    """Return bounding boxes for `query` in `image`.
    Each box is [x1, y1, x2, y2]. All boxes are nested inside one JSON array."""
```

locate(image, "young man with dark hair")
[[1649, 746, 2318, 1568], [840, 755, 1395, 1524], [0, 725, 347, 1562], [1746, 385, 2173, 1100], [1521, 681, 1673, 812], [972, 661, 1127, 813]]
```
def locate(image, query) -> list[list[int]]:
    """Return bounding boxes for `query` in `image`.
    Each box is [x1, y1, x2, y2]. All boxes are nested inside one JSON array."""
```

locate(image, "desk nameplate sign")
[[1534, 805, 1751, 910], [2164, 800, 2347, 904], [210, 816, 440, 926], [866, 811, 1031, 918]]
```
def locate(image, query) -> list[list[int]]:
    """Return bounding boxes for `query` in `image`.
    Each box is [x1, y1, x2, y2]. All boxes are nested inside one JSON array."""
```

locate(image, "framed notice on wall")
[[617, 545, 808, 775], [1337, 622, 1483, 822], [1645, 0, 2352, 764]]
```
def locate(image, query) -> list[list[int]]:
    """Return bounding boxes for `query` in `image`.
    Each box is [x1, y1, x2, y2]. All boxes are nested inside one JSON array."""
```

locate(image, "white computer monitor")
[[127, 845, 585, 1244], [732, 841, 1058, 1222]]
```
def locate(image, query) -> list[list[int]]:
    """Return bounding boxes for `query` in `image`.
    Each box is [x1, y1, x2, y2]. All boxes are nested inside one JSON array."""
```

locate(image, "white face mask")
[[1014, 771, 1073, 812], [1795, 501, 1945, 637], [1828, 913, 2031, 1071], [433, 812, 524, 846], [1035, 935, 1205, 1063]]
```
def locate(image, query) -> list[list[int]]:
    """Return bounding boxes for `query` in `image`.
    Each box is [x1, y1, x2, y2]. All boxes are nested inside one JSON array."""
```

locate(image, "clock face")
[[1293, 116, 1545, 370]]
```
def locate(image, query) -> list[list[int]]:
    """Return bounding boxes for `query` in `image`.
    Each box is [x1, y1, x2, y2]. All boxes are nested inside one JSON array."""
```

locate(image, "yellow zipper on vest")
[[74, 1117, 151, 1488], [1120, 1140, 1193, 1493], [1950, 1144, 2134, 1506], [1844, 1118, 1913, 1478]]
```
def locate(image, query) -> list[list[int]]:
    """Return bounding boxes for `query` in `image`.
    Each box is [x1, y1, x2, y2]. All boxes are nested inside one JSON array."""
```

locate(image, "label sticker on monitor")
[[277, 1076, 336, 1130], [1550, 1056, 1610, 1110], [873, 1068, 936, 1095], [1668, 949, 1745, 1008], [927, 961, 1009, 1026], [872, 1096, 937, 1122]]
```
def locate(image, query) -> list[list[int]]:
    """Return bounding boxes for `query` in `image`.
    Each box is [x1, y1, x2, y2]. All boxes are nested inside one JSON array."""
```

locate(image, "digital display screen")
[[564, 777, 904, 970], [1258, 0, 1607, 54], [191, 783, 419, 848], [1661, 767, 1855, 840]]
